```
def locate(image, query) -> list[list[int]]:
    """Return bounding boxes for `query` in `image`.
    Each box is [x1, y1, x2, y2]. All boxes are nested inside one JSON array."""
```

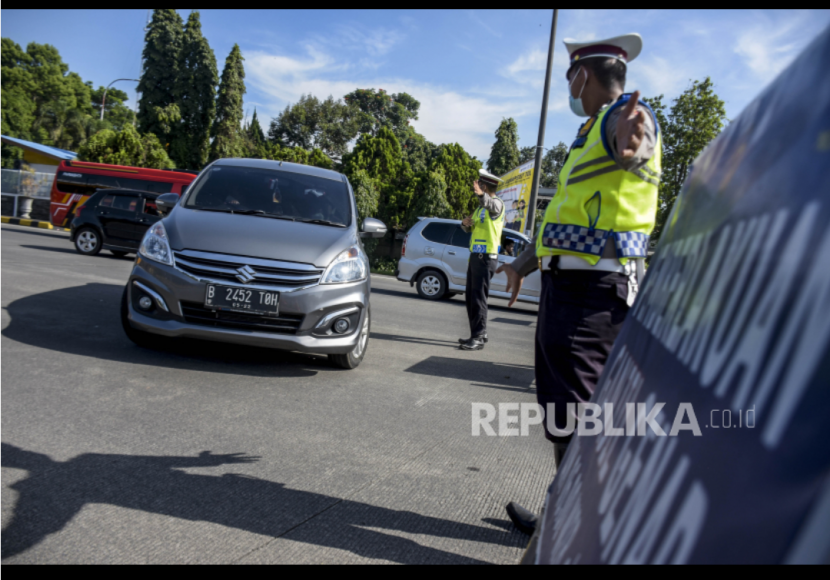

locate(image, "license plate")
[[204, 284, 279, 316]]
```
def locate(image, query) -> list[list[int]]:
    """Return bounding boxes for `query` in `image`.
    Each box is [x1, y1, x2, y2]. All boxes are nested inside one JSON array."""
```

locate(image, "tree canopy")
[[343, 88, 419, 139], [137, 9, 184, 148], [487, 117, 520, 176], [77, 123, 174, 169], [209, 44, 246, 162], [643, 78, 727, 243], [268, 94, 358, 158], [171, 10, 217, 170]]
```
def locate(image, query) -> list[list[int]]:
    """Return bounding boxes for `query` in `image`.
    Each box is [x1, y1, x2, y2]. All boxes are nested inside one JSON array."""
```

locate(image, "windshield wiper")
[[193, 207, 233, 213], [295, 218, 347, 228]]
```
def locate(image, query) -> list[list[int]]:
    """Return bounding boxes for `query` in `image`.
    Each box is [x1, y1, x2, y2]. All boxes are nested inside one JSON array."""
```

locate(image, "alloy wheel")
[[78, 230, 98, 253], [420, 275, 441, 296]]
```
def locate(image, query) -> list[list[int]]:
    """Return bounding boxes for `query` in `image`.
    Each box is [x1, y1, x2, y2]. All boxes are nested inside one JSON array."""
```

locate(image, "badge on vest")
[[571, 116, 597, 149]]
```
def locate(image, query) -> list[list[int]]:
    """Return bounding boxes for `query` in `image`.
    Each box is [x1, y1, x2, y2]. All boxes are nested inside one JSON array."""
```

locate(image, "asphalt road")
[[1, 223, 554, 564]]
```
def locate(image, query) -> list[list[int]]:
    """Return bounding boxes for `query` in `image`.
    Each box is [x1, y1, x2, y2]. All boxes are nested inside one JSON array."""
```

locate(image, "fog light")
[[138, 296, 153, 310], [334, 318, 350, 334]]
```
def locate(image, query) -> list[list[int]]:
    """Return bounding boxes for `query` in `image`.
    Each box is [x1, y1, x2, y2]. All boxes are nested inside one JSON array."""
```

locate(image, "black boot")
[[458, 333, 488, 344], [459, 337, 485, 350], [506, 502, 537, 536]]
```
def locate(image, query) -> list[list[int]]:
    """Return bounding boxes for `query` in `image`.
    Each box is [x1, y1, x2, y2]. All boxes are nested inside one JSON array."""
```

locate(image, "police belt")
[[540, 255, 628, 273], [540, 255, 644, 307]]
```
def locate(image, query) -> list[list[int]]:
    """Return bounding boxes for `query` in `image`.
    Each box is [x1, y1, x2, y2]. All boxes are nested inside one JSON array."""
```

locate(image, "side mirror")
[[360, 217, 387, 238], [156, 193, 180, 216]]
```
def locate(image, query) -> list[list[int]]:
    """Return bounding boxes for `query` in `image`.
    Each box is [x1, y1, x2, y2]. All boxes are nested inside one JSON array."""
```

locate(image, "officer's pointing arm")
[[616, 90, 646, 160]]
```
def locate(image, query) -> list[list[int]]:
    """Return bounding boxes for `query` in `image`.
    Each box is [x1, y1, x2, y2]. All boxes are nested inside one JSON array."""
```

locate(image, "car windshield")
[[183, 165, 351, 227]]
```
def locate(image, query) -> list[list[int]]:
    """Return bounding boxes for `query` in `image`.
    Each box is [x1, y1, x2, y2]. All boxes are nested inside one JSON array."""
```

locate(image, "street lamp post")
[[526, 9, 559, 238], [101, 78, 140, 121]]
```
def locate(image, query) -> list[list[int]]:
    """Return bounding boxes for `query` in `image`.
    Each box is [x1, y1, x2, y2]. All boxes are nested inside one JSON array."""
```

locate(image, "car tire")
[[120, 285, 156, 348], [416, 270, 447, 300], [111, 250, 130, 258], [74, 227, 102, 256], [329, 306, 370, 370]]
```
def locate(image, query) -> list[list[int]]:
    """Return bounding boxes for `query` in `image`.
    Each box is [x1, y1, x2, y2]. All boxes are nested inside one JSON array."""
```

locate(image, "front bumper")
[[126, 256, 369, 355]]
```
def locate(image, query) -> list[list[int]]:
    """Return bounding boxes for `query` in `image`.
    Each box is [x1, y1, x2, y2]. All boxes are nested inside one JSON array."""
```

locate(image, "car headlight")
[[139, 221, 173, 266], [321, 246, 368, 284]]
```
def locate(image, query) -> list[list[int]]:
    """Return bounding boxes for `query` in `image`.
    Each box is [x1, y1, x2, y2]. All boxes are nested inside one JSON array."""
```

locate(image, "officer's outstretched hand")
[[617, 90, 645, 160], [496, 263, 523, 307]]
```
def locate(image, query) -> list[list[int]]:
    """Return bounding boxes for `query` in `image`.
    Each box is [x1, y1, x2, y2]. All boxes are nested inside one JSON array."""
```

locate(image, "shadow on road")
[[1, 282, 327, 378], [19, 245, 134, 259], [1, 226, 69, 240], [490, 317, 534, 327], [405, 356, 535, 392], [370, 332, 458, 348], [370, 287, 538, 317], [1, 443, 520, 563], [19, 244, 77, 255]]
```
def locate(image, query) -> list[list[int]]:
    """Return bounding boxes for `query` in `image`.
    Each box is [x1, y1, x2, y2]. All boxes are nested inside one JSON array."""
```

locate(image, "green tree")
[[209, 44, 246, 161], [343, 88, 419, 139], [77, 124, 174, 169], [540, 142, 568, 188], [401, 129, 438, 175], [248, 108, 265, 147], [137, 9, 184, 147], [405, 170, 452, 226], [1, 39, 37, 157], [342, 126, 414, 228], [350, 169, 380, 222], [171, 11, 217, 170], [268, 94, 358, 158], [519, 145, 535, 164], [90, 85, 134, 131], [646, 79, 727, 242], [429, 143, 481, 219], [487, 117, 520, 176]]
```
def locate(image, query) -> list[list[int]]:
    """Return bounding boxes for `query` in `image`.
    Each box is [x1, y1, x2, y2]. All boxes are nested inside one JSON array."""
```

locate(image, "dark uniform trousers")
[[465, 253, 498, 338], [536, 264, 631, 447]]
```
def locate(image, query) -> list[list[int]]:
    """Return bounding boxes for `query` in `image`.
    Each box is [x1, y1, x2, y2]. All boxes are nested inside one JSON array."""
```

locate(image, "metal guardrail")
[[0, 169, 54, 198]]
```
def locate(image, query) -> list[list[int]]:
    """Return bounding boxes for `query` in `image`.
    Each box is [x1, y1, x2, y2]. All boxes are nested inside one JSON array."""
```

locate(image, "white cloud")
[[629, 55, 694, 98], [733, 11, 809, 83], [469, 10, 503, 39], [246, 46, 534, 160], [331, 24, 406, 57]]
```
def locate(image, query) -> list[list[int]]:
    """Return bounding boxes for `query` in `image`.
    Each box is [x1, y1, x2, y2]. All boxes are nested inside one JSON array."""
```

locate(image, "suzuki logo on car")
[[235, 265, 257, 284]]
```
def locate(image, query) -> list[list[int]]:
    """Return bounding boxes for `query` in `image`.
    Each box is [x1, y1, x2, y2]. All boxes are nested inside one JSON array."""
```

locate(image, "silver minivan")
[[120, 158, 386, 369], [395, 218, 541, 304]]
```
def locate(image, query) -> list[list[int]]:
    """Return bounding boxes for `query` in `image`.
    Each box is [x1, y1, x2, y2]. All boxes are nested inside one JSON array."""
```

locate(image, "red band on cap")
[[571, 44, 628, 62]]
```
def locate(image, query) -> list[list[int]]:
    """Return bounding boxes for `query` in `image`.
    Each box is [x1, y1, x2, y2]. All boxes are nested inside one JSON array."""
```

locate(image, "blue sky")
[[3, 9, 830, 162]]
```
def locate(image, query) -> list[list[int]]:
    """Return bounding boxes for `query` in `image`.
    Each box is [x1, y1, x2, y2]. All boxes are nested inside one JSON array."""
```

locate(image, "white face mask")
[[568, 67, 589, 117]]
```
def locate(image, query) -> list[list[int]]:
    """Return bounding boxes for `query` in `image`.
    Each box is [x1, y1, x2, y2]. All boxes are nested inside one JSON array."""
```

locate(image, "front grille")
[[174, 250, 323, 290], [180, 302, 304, 335]]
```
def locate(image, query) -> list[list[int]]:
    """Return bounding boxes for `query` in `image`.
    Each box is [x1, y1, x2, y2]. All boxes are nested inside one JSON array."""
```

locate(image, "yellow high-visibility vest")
[[536, 94, 662, 265], [470, 201, 506, 254]]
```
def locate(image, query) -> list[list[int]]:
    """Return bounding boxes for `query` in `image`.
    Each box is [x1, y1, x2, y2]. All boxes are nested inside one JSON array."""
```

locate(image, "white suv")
[[395, 218, 541, 304]]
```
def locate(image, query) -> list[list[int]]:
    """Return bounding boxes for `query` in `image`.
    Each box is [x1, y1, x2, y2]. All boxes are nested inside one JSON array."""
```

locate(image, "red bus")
[[50, 160, 199, 227]]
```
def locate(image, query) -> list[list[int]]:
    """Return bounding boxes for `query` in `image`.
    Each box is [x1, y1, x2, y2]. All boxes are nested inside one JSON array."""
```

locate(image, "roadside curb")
[[1, 216, 67, 231]]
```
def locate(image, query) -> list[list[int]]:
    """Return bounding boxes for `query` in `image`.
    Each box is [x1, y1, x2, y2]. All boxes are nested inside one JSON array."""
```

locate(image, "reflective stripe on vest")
[[470, 204, 505, 254], [536, 93, 662, 265]]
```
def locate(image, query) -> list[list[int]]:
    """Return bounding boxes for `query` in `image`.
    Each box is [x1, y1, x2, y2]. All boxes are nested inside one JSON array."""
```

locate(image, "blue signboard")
[[531, 25, 830, 564]]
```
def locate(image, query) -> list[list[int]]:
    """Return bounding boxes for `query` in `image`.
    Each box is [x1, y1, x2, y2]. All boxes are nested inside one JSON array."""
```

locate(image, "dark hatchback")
[[70, 189, 165, 257]]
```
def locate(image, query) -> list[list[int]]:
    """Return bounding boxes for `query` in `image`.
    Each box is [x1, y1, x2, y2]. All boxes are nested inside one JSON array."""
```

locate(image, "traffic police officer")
[[496, 33, 661, 534], [459, 169, 505, 351]]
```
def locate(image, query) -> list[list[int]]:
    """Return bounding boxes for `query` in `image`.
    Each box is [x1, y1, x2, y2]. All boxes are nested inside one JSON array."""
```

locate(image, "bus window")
[[55, 172, 174, 195]]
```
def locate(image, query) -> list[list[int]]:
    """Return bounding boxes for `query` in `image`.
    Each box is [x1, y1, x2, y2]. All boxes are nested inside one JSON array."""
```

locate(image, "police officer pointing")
[[496, 33, 662, 534], [458, 169, 505, 351]]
